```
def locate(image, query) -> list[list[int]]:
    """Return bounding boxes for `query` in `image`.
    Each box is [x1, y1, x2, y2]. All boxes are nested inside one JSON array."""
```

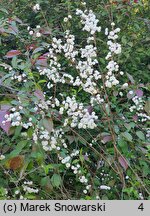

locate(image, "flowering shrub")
[[0, 1, 150, 200]]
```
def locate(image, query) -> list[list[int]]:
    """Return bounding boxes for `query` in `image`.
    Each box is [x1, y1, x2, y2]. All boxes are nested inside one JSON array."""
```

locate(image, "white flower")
[[120, 71, 124, 75], [68, 15, 72, 19], [105, 28, 108, 35], [66, 163, 71, 168], [15, 190, 20, 195], [122, 83, 128, 88], [59, 107, 64, 114], [36, 32, 41, 37], [129, 90, 134, 95], [100, 185, 111, 190], [119, 92, 123, 97], [111, 22, 115, 26], [83, 190, 87, 194], [29, 30, 34, 35], [33, 3, 40, 12], [64, 17, 68, 22], [0, 155, 5, 160], [125, 176, 129, 180]]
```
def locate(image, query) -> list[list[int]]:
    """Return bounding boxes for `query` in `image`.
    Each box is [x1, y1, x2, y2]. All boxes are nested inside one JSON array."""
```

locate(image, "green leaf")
[[118, 136, 128, 153], [8, 140, 28, 158], [43, 164, 62, 174], [41, 176, 51, 187], [13, 126, 22, 139], [0, 8, 8, 14], [51, 174, 61, 188], [40, 118, 53, 133], [122, 132, 133, 142], [136, 131, 145, 141], [144, 101, 150, 116], [38, 80, 47, 84]]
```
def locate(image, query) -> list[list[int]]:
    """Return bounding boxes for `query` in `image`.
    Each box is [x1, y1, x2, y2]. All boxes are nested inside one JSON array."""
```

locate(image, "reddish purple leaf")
[[0, 110, 11, 134], [9, 25, 19, 34], [0, 27, 5, 33], [34, 89, 45, 100], [35, 54, 48, 67], [42, 52, 49, 57], [14, 17, 23, 24], [87, 106, 93, 114], [119, 156, 128, 171], [1, 105, 11, 111], [5, 50, 21, 58], [126, 72, 135, 84], [127, 91, 135, 99], [133, 115, 138, 122], [84, 154, 89, 161], [136, 89, 143, 98], [102, 135, 112, 144], [35, 59, 47, 67], [41, 28, 51, 35], [139, 83, 144, 87]]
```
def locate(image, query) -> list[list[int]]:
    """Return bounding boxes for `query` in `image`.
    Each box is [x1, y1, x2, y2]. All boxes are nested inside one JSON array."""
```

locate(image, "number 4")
[[138, 203, 144, 211]]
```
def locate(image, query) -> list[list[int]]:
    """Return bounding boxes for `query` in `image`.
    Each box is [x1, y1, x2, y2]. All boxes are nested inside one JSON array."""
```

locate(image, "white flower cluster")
[[28, 25, 42, 37], [60, 96, 98, 129], [33, 3, 40, 12], [80, 45, 97, 60], [33, 127, 67, 151], [63, 15, 72, 23], [106, 60, 119, 72], [79, 175, 88, 183], [79, 174, 91, 194], [52, 37, 63, 53], [105, 26, 121, 58], [59, 150, 79, 169], [23, 181, 39, 194], [129, 96, 144, 112], [37, 9, 102, 96], [71, 164, 81, 174], [22, 118, 33, 129], [76, 44, 101, 94], [105, 74, 119, 88], [76, 9, 101, 34], [35, 99, 49, 112], [40, 43, 74, 85], [3, 108, 34, 129], [99, 185, 111, 190], [87, 36, 94, 44], [3, 109, 22, 127], [61, 156, 71, 168], [58, 151, 92, 195], [146, 129, 150, 140], [128, 96, 150, 122], [137, 113, 150, 122], [83, 185, 91, 194], [90, 94, 104, 106], [63, 30, 78, 62], [105, 23, 122, 88], [139, 192, 144, 200], [10, 72, 27, 83]]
